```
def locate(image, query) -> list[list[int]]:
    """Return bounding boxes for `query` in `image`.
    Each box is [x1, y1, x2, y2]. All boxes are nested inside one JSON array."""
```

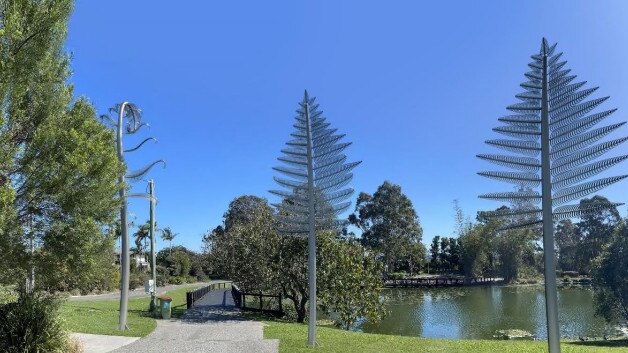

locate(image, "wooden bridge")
[[384, 276, 503, 288]]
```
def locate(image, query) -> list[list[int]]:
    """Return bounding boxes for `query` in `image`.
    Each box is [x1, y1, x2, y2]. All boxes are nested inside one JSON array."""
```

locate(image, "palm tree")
[[160, 227, 177, 255], [133, 221, 151, 256]]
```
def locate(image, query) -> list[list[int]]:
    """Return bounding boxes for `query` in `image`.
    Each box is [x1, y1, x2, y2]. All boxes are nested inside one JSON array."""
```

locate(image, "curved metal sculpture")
[[270, 91, 360, 346], [478, 38, 627, 353], [102, 102, 165, 330]]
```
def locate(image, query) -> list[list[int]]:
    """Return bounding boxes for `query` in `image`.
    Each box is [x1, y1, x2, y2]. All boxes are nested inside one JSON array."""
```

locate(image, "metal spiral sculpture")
[[270, 91, 360, 346], [102, 102, 165, 330], [478, 38, 627, 353]]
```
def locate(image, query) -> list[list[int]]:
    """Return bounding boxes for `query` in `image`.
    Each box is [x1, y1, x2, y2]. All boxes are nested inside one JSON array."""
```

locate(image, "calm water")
[[359, 286, 608, 339]]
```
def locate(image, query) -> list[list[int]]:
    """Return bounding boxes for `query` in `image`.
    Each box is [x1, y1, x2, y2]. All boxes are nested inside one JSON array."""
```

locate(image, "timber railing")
[[384, 276, 504, 288], [185, 281, 231, 309], [231, 283, 284, 317]]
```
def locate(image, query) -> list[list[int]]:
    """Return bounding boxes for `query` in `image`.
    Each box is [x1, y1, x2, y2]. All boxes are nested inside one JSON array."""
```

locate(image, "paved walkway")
[[110, 288, 278, 353], [71, 333, 139, 353]]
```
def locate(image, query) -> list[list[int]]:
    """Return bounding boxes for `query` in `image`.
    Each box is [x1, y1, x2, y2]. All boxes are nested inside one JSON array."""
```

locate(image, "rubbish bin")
[[158, 295, 172, 319]]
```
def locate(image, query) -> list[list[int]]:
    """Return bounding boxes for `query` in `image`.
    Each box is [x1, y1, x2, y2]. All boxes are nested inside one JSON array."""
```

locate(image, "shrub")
[[388, 272, 407, 280], [170, 276, 185, 285], [0, 286, 17, 305], [0, 291, 69, 353]]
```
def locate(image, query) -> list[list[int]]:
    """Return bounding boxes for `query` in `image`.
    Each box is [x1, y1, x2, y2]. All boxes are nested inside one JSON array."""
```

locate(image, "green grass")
[[60, 285, 203, 337], [263, 321, 628, 353]]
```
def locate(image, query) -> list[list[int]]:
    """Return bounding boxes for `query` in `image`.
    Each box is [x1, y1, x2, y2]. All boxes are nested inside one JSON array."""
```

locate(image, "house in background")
[[114, 248, 150, 271]]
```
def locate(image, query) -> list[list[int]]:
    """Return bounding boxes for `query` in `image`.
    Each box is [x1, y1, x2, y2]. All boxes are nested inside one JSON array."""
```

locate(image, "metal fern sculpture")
[[478, 38, 627, 353], [270, 91, 360, 346]]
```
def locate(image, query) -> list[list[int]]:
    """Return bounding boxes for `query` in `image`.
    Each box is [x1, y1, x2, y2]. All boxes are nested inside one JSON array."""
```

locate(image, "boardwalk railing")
[[231, 283, 283, 317], [186, 281, 231, 309], [384, 276, 503, 288]]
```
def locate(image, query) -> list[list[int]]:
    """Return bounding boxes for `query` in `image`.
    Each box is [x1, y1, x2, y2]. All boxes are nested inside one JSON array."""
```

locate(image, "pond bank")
[[263, 321, 628, 353]]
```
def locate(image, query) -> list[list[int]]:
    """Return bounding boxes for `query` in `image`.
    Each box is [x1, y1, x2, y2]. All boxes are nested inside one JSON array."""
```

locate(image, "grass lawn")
[[60, 285, 203, 337], [264, 321, 628, 353]]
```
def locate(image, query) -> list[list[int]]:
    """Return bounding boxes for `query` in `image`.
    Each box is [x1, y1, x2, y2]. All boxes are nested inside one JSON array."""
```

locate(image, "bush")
[[170, 276, 186, 285], [388, 272, 407, 280], [0, 286, 17, 305], [129, 272, 149, 290], [0, 291, 70, 353]]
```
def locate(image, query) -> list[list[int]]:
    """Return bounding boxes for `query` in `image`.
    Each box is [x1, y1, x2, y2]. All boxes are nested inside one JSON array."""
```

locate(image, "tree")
[[0, 0, 122, 293], [205, 195, 384, 329], [429, 236, 441, 273], [555, 219, 577, 271], [160, 227, 178, 255], [592, 220, 628, 325], [316, 234, 385, 330], [205, 196, 280, 292], [574, 196, 620, 275], [270, 91, 360, 346], [133, 221, 152, 257], [477, 38, 628, 353], [350, 181, 423, 274]]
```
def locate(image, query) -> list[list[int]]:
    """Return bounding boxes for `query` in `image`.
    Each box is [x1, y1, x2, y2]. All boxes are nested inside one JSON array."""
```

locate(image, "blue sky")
[[66, 1, 628, 251]]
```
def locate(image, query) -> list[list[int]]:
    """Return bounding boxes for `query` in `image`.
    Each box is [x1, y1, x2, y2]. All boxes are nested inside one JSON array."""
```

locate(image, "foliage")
[[205, 195, 385, 327], [555, 196, 620, 274], [350, 181, 424, 273], [0, 0, 122, 292], [160, 226, 177, 254], [0, 290, 69, 353], [429, 236, 462, 273], [133, 220, 152, 257], [317, 236, 385, 330], [556, 219, 578, 271], [156, 246, 205, 284], [592, 220, 628, 324]]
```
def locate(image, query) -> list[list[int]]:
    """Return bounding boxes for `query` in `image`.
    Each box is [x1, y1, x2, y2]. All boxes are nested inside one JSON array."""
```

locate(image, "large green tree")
[[592, 220, 628, 325], [0, 0, 121, 290], [350, 181, 424, 273], [205, 195, 384, 327], [574, 196, 620, 275]]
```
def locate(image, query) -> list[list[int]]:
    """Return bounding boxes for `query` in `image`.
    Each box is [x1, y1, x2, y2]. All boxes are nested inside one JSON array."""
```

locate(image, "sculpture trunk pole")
[[304, 99, 317, 347], [117, 102, 130, 330], [541, 52, 561, 353], [149, 180, 157, 312]]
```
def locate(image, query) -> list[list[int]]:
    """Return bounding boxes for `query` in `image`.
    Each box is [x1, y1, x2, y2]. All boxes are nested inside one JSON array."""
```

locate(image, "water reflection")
[[359, 286, 608, 339]]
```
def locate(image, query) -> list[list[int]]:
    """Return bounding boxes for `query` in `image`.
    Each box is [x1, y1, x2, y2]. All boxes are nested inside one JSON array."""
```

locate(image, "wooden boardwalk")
[[384, 276, 503, 288]]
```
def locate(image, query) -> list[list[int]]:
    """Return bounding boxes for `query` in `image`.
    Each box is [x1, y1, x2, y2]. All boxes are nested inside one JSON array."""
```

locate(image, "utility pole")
[[149, 179, 157, 312]]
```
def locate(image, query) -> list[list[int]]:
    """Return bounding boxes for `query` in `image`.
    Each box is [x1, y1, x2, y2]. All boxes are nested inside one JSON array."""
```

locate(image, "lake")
[[358, 286, 609, 339]]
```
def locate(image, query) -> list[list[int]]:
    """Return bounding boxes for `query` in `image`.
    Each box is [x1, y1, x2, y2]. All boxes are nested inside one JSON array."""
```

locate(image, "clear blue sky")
[[66, 1, 628, 251]]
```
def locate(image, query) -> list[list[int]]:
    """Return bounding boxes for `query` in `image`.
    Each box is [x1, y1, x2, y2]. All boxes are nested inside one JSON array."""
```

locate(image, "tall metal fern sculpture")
[[270, 91, 360, 346], [478, 38, 628, 353], [102, 102, 165, 330]]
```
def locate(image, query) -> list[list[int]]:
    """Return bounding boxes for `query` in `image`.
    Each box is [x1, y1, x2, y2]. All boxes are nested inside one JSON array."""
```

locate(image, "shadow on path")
[[180, 289, 248, 323]]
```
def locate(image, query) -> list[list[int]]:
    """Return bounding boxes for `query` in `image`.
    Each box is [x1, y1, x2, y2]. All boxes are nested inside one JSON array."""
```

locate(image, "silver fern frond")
[[271, 91, 360, 235], [479, 38, 627, 228]]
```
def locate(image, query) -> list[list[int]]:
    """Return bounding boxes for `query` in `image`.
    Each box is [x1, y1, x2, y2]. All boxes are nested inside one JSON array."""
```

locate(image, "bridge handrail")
[[185, 281, 232, 309]]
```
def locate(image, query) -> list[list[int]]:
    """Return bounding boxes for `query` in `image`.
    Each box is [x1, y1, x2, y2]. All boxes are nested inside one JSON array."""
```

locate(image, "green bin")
[[158, 296, 172, 319]]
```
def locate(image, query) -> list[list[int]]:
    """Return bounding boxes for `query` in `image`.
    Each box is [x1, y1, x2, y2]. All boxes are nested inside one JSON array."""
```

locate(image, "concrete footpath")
[[75, 287, 278, 353], [70, 333, 139, 353]]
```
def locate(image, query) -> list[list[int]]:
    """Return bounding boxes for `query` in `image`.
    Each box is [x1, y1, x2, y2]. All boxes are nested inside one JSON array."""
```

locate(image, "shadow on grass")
[[171, 304, 187, 319], [567, 340, 628, 348]]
